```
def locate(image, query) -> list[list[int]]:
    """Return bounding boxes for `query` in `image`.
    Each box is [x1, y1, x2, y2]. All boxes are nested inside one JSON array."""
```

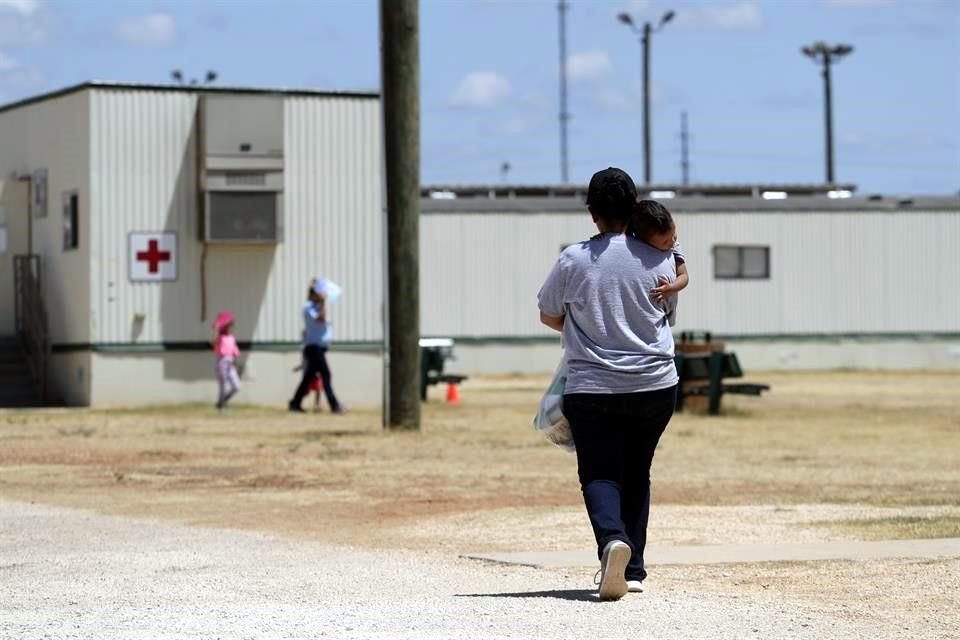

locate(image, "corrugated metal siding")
[[421, 212, 595, 337], [675, 210, 960, 335], [420, 209, 960, 337], [278, 97, 383, 343], [89, 89, 383, 345], [0, 90, 90, 343], [90, 89, 200, 344]]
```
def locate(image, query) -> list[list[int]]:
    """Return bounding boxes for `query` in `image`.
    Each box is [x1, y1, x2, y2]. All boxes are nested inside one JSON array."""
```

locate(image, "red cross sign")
[[129, 232, 177, 282], [136, 240, 171, 273]]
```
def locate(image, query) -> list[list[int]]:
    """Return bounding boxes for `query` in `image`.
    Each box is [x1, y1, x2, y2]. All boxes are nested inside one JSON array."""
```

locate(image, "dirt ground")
[[1, 370, 958, 550], [3, 371, 959, 637]]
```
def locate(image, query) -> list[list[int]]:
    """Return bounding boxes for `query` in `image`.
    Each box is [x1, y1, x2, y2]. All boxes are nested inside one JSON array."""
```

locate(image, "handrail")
[[13, 254, 49, 401]]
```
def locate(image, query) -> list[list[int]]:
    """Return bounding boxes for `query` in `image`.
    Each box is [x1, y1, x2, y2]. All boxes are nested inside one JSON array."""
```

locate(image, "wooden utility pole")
[[380, 0, 421, 430]]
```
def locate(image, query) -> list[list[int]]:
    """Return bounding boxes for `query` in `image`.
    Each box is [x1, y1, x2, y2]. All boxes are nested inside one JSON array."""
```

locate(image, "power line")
[[557, 0, 570, 184], [680, 111, 690, 186]]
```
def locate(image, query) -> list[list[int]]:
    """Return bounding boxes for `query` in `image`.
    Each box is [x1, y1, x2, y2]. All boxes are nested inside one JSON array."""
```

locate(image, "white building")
[[419, 191, 960, 374], [1, 83, 957, 408], [0, 82, 385, 407]]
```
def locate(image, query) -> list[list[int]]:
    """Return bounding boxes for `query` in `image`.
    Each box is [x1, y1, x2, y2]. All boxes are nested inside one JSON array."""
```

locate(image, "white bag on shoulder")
[[533, 359, 575, 453]]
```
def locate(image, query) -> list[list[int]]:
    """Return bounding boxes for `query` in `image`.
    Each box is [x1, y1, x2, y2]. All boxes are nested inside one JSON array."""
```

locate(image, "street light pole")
[[802, 42, 853, 184], [823, 58, 834, 183], [619, 10, 674, 185]]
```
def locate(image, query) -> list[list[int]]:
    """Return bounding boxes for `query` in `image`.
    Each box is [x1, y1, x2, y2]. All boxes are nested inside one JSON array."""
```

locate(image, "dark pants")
[[563, 385, 677, 582], [291, 344, 341, 411]]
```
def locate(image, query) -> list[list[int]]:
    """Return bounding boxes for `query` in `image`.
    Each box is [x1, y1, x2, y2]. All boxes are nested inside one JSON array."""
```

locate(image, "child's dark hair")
[[627, 199, 675, 240]]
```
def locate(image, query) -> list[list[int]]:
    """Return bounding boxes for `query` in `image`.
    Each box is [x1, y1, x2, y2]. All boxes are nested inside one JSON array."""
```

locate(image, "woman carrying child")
[[537, 167, 679, 600]]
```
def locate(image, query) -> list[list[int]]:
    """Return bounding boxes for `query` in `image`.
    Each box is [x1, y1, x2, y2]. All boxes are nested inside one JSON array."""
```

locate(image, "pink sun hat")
[[212, 310, 235, 330]]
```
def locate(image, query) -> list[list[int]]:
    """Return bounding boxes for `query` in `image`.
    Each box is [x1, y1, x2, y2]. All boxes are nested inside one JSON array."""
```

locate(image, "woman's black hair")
[[627, 199, 675, 240], [585, 167, 638, 222]]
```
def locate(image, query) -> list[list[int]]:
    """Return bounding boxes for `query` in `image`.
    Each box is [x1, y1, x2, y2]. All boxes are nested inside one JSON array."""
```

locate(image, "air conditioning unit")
[[199, 95, 284, 243]]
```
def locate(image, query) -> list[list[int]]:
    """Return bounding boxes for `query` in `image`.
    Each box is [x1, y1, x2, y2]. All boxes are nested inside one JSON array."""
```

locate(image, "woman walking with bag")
[[288, 278, 345, 414], [537, 167, 679, 600]]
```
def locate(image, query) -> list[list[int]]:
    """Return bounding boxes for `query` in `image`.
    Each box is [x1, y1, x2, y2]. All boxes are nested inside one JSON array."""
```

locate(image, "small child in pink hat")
[[211, 311, 240, 413]]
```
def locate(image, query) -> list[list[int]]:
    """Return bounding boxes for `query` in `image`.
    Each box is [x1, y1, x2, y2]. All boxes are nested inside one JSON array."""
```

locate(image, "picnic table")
[[674, 333, 770, 415], [419, 338, 468, 402]]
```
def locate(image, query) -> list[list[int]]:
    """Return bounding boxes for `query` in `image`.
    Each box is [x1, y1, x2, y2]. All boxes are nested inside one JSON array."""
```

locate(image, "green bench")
[[674, 350, 770, 415], [419, 338, 468, 402]]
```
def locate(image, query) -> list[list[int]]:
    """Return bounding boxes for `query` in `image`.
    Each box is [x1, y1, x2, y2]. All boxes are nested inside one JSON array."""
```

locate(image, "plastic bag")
[[533, 359, 575, 453], [313, 277, 343, 302]]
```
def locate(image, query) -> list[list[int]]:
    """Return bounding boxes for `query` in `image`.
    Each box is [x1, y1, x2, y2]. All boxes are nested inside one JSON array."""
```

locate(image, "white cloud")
[[503, 116, 536, 136], [626, 0, 653, 11], [0, 59, 45, 102], [594, 81, 676, 112], [114, 13, 176, 47], [675, 1, 764, 32], [762, 92, 817, 110], [826, 0, 895, 7], [0, 0, 50, 45], [595, 87, 637, 113], [2, 63, 42, 86], [449, 71, 510, 108], [840, 130, 955, 153], [0, 0, 39, 16], [0, 51, 17, 71], [566, 50, 611, 83]]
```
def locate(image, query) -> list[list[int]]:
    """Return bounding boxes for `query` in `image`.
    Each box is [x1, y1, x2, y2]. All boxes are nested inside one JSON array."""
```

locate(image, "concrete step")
[[0, 363, 31, 376], [0, 399, 45, 408], [0, 391, 42, 406], [0, 377, 36, 392]]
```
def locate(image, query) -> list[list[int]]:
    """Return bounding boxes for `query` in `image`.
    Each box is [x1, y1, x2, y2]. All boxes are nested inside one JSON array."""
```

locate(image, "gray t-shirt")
[[538, 232, 679, 394]]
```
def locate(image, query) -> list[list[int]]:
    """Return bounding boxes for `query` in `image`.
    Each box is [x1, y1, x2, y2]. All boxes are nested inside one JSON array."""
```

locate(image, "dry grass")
[[814, 516, 960, 540], [0, 370, 957, 549]]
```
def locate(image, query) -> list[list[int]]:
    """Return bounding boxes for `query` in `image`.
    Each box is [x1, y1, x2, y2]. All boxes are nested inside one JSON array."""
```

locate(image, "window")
[[62, 191, 79, 251], [32, 169, 48, 218], [713, 245, 769, 279]]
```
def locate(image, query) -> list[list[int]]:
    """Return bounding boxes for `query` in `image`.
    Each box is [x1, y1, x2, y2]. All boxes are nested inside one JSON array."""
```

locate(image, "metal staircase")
[[3, 254, 50, 408], [0, 336, 43, 407]]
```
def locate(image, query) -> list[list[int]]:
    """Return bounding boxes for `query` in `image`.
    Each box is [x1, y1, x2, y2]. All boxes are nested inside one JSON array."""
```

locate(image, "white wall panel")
[[89, 89, 198, 345], [420, 209, 960, 338], [0, 91, 90, 343], [89, 89, 383, 346]]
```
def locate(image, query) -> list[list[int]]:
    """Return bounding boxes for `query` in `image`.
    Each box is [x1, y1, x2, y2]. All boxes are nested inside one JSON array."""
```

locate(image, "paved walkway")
[[465, 538, 960, 568]]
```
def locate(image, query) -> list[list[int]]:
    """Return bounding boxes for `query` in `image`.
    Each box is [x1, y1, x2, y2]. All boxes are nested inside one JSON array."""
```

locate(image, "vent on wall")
[[225, 172, 268, 187], [206, 192, 281, 242], [199, 95, 284, 243]]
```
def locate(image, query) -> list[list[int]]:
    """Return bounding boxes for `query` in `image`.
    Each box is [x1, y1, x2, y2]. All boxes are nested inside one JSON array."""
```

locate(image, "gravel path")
[[1, 501, 938, 640]]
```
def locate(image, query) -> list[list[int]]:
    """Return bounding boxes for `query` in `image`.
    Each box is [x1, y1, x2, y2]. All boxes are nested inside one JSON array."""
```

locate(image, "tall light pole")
[[802, 42, 853, 184], [170, 69, 218, 85], [618, 9, 674, 185]]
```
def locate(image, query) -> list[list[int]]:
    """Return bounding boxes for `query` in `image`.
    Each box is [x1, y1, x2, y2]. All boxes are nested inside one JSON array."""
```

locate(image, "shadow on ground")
[[456, 589, 598, 602]]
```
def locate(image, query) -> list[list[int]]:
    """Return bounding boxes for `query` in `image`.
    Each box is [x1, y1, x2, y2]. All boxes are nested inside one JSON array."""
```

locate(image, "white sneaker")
[[598, 540, 630, 601], [627, 580, 644, 593]]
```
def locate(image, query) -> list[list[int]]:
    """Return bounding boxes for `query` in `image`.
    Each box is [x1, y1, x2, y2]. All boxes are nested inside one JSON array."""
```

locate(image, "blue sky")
[[1, 0, 957, 195]]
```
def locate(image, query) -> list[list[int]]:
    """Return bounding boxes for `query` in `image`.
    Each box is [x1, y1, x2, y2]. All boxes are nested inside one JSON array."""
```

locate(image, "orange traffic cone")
[[445, 381, 461, 405]]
